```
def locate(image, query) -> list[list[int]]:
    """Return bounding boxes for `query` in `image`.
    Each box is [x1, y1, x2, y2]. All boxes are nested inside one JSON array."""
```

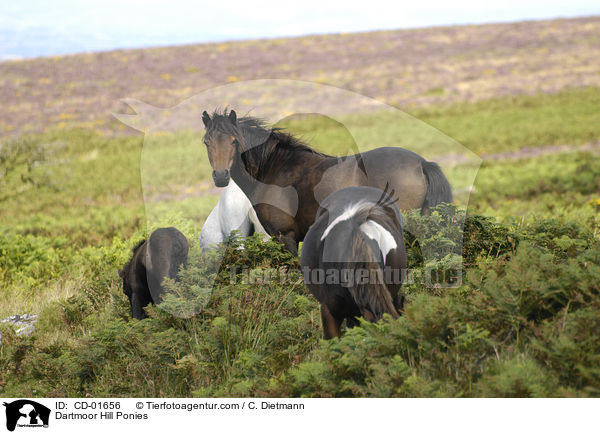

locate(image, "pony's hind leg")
[[278, 231, 299, 255], [346, 317, 360, 329], [320, 304, 342, 339], [393, 292, 405, 314]]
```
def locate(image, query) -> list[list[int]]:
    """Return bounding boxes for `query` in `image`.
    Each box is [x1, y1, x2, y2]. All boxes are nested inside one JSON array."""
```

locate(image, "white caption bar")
[[1, 398, 596, 433]]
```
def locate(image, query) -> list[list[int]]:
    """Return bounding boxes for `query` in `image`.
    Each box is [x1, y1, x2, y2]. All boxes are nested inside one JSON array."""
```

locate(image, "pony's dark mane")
[[120, 238, 146, 276], [207, 109, 328, 178], [131, 238, 146, 254], [374, 183, 400, 210]]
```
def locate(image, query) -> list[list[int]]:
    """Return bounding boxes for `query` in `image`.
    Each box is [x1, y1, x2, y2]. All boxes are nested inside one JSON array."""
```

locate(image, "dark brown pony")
[[119, 227, 189, 319], [301, 186, 407, 338], [202, 109, 452, 254]]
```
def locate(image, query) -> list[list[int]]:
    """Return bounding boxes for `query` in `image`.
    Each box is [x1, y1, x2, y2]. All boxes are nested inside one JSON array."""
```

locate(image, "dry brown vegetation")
[[1, 17, 599, 137]]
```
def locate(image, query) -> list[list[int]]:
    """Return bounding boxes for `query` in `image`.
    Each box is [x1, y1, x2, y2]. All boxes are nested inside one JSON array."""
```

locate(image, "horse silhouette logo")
[[3, 400, 50, 431]]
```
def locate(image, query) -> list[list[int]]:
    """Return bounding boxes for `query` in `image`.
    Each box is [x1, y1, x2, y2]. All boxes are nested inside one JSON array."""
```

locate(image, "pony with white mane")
[[199, 180, 268, 250]]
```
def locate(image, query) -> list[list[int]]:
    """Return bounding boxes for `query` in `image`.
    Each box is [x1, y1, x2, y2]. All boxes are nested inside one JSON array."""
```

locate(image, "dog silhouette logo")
[[3, 400, 50, 431]]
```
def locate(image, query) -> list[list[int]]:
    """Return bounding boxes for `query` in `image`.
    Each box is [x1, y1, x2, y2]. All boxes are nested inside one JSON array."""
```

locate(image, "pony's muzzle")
[[212, 169, 230, 187]]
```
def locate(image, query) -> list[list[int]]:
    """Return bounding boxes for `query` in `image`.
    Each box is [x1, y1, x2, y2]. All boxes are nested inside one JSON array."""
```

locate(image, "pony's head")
[[202, 109, 242, 187]]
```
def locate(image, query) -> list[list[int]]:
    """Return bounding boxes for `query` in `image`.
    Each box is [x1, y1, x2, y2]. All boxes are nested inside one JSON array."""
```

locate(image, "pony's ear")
[[229, 110, 237, 124], [202, 111, 211, 128]]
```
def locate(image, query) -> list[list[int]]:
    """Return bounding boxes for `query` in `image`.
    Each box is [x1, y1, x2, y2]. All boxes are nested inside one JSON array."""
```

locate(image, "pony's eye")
[[232, 139, 239, 146]]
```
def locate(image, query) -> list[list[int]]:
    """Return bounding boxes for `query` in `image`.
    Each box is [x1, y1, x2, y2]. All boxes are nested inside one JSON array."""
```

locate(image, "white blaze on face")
[[360, 220, 397, 258], [320, 201, 367, 241]]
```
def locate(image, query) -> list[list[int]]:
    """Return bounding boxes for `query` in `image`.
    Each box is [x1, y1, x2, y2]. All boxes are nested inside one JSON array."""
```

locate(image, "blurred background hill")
[[1, 16, 599, 137]]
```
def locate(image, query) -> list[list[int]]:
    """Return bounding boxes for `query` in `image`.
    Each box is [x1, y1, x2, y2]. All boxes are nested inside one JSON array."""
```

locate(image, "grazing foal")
[[301, 186, 407, 339], [119, 227, 189, 319]]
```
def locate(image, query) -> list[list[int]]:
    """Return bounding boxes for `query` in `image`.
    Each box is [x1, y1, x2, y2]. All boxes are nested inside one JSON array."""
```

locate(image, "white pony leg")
[[199, 204, 224, 250]]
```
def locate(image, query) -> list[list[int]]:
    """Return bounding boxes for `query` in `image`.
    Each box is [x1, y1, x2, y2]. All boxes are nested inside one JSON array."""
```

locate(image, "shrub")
[[1, 210, 599, 397]]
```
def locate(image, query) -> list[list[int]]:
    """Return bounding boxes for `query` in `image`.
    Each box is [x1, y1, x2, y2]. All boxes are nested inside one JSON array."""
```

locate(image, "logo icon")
[[3, 400, 50, 431]]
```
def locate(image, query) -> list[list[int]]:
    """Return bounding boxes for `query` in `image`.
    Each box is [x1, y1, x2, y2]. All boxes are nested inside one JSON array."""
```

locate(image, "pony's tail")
[[421, 160, 453, 214], [346, 232, 399, 321]]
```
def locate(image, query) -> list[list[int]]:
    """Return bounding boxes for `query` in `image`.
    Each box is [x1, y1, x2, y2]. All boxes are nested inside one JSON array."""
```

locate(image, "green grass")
[[469, 151, 600, 225], [412, 86, 600, 154], [278, 87, 600, 157]]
